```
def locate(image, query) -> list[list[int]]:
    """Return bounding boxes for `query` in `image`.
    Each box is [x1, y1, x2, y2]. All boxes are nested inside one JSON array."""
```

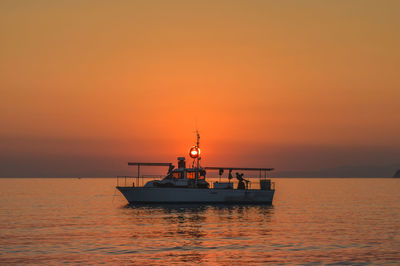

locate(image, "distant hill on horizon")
[[393, 170, 400, 178]]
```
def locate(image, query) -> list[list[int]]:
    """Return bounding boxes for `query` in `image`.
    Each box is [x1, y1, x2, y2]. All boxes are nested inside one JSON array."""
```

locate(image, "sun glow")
[[189, 146, 200, 158]]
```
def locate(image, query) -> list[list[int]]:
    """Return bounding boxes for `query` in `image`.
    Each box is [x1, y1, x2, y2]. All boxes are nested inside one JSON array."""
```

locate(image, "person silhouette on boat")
[[236, 172, 249, 190]]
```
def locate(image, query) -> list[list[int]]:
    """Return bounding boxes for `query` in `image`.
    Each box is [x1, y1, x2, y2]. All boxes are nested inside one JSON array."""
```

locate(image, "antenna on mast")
[[196, 129, 200, 148]]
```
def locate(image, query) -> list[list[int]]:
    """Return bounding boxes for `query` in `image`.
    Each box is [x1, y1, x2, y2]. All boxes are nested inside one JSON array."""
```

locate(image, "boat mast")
[[189, 130, 201, 184], [196, 130, 200, 169]]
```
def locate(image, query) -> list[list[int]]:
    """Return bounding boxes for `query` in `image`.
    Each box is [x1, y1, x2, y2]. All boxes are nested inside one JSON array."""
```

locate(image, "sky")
[[1, 0, 399, 177]]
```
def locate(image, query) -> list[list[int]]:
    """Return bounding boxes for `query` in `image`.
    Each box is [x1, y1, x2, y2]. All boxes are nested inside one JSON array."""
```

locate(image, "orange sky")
[[1, 1, 399, 176]]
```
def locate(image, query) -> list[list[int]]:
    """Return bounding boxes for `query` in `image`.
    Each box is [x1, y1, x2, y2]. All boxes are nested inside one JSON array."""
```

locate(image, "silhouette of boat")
[[116, 132, 275, 204]]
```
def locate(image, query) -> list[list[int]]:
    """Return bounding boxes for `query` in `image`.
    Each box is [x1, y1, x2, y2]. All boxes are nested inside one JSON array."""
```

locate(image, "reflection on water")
[[122, 204, 274, 264], [1, 178, 400, 264]]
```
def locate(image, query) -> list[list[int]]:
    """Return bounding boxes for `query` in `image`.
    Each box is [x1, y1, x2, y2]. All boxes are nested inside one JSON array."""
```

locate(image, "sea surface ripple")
[[1, 178, 400, 265]]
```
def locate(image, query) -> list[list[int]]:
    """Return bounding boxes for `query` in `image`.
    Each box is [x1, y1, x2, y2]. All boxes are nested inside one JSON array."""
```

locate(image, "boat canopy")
[[128, 162, 172, 166], [205, 167, 274, 171]]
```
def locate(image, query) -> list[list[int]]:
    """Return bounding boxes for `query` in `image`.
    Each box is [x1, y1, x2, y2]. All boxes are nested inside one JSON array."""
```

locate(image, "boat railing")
[[116, 175, 164, 187], [209, 177, 275, 190]]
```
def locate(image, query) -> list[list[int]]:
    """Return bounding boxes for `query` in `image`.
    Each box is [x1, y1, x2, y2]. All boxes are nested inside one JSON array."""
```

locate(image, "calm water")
[[1, 178, 400, 265]]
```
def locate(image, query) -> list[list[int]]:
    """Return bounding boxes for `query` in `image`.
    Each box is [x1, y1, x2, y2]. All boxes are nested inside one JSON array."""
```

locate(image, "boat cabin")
[[141, 157, 209, 188]]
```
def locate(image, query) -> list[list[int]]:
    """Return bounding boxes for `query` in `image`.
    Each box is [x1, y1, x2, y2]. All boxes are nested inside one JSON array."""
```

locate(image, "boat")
[[116, 132, 275, 204]]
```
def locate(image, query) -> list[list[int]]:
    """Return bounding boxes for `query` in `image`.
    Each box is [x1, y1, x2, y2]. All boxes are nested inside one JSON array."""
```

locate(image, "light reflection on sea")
[[0, 178, 400, 264]]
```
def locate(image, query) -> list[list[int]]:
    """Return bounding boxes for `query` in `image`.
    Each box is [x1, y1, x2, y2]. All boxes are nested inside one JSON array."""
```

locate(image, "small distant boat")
[[116, 132, 275, 204]]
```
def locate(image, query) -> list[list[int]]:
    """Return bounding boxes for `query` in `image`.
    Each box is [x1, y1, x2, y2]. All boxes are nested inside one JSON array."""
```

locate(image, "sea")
[[0, 178, 399, 265]]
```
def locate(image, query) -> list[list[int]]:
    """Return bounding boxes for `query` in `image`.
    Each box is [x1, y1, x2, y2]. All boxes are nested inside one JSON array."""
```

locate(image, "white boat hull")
[[117, 187, 274, 204]]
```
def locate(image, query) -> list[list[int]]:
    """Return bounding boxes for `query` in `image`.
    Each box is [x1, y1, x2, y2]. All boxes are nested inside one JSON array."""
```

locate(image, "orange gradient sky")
[[1, 1, 399, 176]]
